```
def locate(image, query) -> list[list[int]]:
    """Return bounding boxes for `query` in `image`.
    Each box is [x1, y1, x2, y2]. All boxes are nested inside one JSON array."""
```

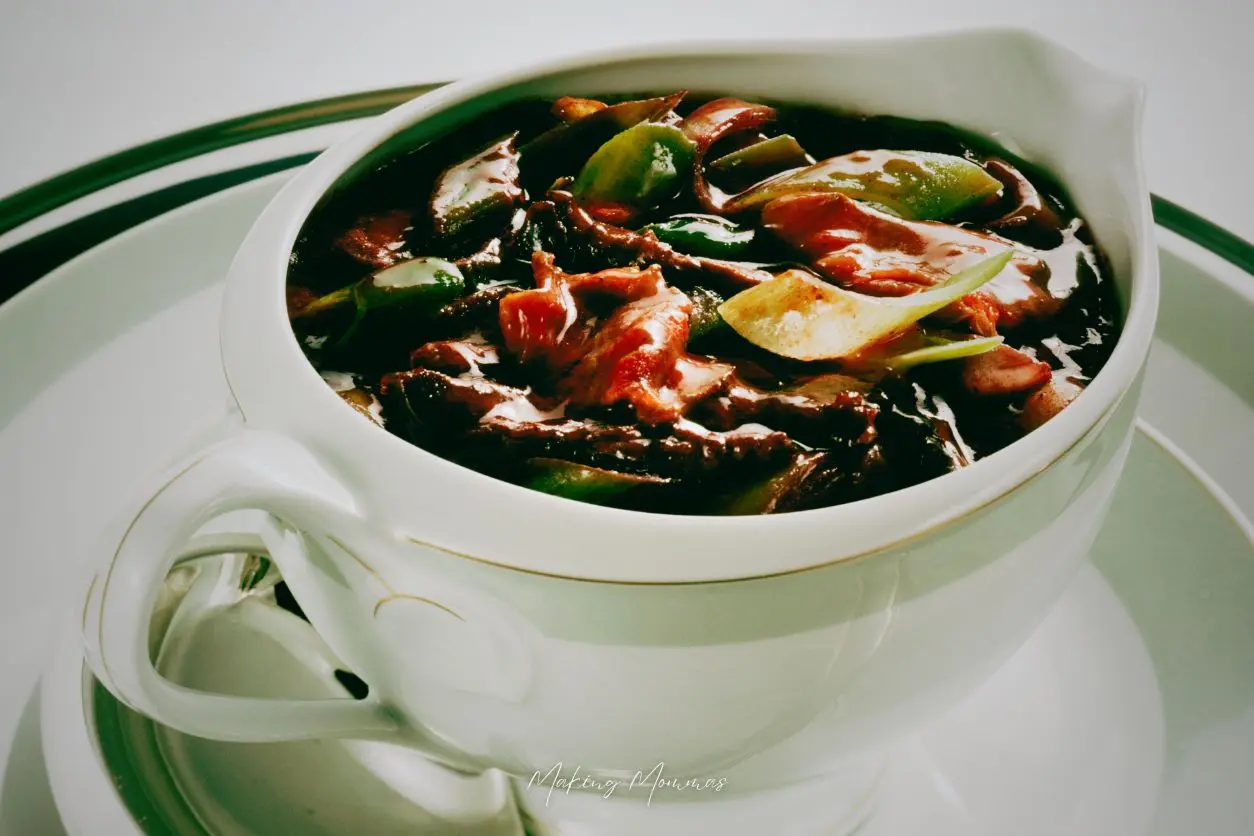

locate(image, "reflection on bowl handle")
[[174, 559, 521, 830], [78, 429, 480, 771]]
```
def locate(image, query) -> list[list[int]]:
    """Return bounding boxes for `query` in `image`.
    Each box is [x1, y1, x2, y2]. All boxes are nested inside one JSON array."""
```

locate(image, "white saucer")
[[37, 488, 1178, 836], [1, 117, 1252, 834]]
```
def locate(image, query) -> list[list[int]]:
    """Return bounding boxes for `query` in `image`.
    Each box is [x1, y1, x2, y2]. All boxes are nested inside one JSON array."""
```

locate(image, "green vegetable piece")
[[687, 286, 727, 341], [709, 134, 813, 174], [523, 94, 683, 155], [645, 214, 756, 259], [354, 257, 465, 314], [518, 93, 685, 191], [430, 134, 522, 240], [722, 452, 827, 515], [571, 123, 696, 209], [726, 150, 1003, 219], [718, 251, 1012, 361], [526, 458, 669, 505], [880, 334, 1005, 370], [296, 284, 353, 319], [306, 257, 464, 347]]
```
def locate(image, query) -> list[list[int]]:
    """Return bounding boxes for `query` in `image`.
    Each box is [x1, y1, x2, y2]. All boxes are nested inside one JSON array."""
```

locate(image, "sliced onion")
[[717, 251, 1013, 361], [879, 334, 1005, 370]]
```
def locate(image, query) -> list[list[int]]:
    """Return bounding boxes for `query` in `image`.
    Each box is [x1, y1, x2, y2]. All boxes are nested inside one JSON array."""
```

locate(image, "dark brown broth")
[[287, 94, 1121, 515]]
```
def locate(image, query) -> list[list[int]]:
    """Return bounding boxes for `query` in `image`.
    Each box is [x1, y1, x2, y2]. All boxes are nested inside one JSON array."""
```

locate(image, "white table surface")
[[0, 2, 1250, 834], [1, 0, 1253, 242]]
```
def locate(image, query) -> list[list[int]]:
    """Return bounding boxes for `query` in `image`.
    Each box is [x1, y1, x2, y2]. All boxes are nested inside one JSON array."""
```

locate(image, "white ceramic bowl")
[[81, 28, 1157, 834]]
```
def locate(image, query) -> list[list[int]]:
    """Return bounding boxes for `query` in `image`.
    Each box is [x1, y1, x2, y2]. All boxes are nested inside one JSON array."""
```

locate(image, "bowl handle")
[[79, 429, 481, 771]]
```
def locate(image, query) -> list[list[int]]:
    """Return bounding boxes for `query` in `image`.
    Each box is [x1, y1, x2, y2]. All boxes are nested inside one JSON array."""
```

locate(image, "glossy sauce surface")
[[287, 94, 1121, 515]]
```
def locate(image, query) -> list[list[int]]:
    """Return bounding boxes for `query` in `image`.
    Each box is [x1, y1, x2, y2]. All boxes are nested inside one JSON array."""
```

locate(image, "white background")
[[1, 0, 1253, 240], [0, 1, 1251, 834]]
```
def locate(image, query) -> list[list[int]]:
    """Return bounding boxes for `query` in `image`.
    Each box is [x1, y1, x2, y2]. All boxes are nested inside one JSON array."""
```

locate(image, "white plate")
[[0, 99, 1251, 834]]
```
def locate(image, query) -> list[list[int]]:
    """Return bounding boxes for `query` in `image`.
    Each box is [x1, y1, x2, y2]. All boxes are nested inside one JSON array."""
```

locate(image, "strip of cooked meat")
[[762, 193, 1063, 335], [499, 252, 737, 423], [409, 333, 500, 376], [335, 210, 414, 269], [692, 374, 879, 449], [550, 191, 772, 289], [961, 345, 1053, 396], [982, 159, 1065, 249], [680, 97, 779, 213], [467, 413, 795, 479]]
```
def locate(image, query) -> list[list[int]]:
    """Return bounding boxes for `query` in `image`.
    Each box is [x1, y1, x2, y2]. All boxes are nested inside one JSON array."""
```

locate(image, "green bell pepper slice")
[[726, 150, 1002, 219], [526, 458, 669, 505], [721, 452, 827, 515], [644, 214, 755, 259], [300, 257, 467, 347], [430, 134, 522, 240], [571, 123, 696, 211], [686, 286, 728, 342], [518, 92, 685, 192]]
